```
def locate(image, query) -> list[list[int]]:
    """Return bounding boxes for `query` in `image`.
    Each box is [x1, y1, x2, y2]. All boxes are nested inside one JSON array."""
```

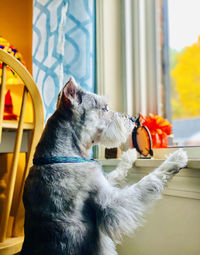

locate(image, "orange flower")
[[141, 114, 172, 148]]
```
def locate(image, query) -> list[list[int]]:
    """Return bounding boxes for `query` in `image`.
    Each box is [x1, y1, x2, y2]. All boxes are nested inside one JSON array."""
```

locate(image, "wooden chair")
[[0, 49, 44, 254]]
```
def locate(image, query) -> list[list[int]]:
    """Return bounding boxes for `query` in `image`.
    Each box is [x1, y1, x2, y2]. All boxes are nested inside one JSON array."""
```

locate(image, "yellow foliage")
[[171, 37, 200, 117]]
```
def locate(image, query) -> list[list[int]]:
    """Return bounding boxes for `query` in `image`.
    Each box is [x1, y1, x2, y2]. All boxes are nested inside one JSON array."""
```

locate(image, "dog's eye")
[[102, 105, 109, 111]]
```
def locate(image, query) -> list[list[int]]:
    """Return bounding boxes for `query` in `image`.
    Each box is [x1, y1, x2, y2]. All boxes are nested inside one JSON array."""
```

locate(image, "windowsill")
[[100, 156, 200, 200], [99, 158, 200, 169], [135, 158, 200, 169], [153, 147, 200, 160]]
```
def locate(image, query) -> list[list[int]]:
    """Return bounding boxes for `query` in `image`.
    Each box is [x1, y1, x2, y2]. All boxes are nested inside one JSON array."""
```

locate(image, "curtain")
[[33, 0, 96, 120]]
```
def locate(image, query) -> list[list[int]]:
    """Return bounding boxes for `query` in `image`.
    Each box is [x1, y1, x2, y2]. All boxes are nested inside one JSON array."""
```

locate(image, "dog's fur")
[[21, 78, 188, 255]]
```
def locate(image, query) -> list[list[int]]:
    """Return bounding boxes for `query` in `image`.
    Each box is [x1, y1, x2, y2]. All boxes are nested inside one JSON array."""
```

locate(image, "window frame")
[[121, 0, 162, 117], [96, 0, 200, 160]]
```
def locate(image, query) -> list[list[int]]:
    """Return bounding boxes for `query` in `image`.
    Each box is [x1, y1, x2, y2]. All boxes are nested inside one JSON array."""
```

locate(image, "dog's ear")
[[62, 77, 77, 107]]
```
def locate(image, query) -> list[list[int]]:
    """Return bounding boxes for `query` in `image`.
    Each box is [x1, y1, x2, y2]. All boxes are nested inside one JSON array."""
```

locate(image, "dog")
[[21, 77, 188, 255]]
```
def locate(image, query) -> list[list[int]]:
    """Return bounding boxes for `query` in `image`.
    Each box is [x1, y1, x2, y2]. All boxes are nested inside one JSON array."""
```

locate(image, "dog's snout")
[[129, 117, 136, 123]]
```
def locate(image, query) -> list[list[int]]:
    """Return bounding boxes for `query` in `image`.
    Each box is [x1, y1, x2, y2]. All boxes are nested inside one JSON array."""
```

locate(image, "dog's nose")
[[129, 117, 136, 123]]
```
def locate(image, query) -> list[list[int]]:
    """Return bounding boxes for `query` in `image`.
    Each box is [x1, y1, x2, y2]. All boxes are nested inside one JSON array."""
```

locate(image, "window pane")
[[168, 0, 200, 146]]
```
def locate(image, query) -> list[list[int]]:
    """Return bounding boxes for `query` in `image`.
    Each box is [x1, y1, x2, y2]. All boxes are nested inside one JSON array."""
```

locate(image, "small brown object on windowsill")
[[105, 147, 122, 159]]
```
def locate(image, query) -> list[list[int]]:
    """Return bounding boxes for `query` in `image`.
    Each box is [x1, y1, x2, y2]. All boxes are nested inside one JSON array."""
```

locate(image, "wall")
[[0, 0, 34, 123], [102, 160, 200, 255], [117, 195, 200, 255], [0, 0, 33, 73]]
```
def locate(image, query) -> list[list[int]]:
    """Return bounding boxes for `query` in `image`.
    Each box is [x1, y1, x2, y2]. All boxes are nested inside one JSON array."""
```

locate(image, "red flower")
[[141, 114, 172, 148]]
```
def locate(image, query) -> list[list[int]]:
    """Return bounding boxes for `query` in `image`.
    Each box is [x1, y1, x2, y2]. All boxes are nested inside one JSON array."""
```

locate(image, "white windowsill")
[[99, 153, 200, 200], [98, 146, 200, 170], [99, 158, 200, 170]]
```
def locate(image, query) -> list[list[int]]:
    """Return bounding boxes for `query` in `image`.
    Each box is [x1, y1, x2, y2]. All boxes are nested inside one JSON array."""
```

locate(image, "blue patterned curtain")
[[33, 0, 96, 121]]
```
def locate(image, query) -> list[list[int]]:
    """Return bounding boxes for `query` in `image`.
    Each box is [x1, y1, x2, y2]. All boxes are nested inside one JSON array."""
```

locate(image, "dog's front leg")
[[106, 149, 137, 186], [95, 149, 188, 243]]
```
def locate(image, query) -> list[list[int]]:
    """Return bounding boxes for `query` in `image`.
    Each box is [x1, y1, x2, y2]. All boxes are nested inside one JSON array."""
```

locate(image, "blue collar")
[[33, 156, 95, 166]]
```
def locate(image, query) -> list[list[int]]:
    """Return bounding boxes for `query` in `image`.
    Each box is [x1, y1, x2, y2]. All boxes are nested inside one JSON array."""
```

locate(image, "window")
[[122, 0, 200, 149], [96, 0, 200, 159], [167, 0, 200, 146]]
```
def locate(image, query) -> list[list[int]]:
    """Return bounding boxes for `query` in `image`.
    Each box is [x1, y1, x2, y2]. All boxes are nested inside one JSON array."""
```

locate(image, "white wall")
[[117, 195, 200, 255], [102, 161, 200, 255]]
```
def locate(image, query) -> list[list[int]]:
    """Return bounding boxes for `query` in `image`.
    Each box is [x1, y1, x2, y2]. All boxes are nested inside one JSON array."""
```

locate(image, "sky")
[[168, 0, 200, 51]]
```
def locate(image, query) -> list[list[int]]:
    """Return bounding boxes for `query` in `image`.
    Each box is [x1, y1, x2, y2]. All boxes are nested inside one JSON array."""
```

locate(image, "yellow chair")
[[0, 49, 44, 254]]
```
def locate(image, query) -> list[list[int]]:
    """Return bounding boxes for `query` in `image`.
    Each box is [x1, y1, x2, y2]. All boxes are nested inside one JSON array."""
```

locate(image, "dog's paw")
[[155, 149, 188, 181], [119, 149, 137, 169], [166, 149, 188, 170]]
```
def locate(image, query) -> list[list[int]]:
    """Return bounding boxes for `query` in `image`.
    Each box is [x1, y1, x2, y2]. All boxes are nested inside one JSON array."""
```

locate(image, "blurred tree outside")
[[170, 37, 200, 120]]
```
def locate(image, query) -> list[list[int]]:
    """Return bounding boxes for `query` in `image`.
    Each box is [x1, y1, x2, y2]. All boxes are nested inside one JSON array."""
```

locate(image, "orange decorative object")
[[3, 90, 17, 120], [140, 114, 172, 148]]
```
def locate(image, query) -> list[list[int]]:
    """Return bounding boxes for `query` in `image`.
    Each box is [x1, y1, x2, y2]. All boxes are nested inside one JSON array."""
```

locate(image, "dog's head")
[[56, 77, 134, 150]]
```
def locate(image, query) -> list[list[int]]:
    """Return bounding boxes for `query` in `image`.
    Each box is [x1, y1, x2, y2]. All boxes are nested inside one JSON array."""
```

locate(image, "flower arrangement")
[[141, 114, 172, 148]]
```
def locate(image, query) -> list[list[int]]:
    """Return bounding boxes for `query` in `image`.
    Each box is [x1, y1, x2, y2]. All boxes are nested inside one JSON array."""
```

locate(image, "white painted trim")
[[96, 0, 105, 96], [95, 0, 106, 159], [99, 158, 200, 169], [145, 0, 162, 115], [122, 0, 161, 115], [138, 0, 147, 115], [122, 0, 147, 115], [121, 0, 134, 115], [153, 147, 200, 160]]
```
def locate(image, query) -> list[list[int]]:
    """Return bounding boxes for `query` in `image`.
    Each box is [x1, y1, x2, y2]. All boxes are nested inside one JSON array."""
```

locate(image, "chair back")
[[0, 49, 44, 253]]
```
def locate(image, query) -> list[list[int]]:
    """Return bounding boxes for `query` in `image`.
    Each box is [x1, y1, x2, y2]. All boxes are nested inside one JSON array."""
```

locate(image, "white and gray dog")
[[21, 78, 188, 255]]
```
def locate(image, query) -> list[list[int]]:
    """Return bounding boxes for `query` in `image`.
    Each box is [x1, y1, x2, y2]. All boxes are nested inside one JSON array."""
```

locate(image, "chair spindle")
[[0, 87, 28, 242], [0, 63, 7, 142]]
